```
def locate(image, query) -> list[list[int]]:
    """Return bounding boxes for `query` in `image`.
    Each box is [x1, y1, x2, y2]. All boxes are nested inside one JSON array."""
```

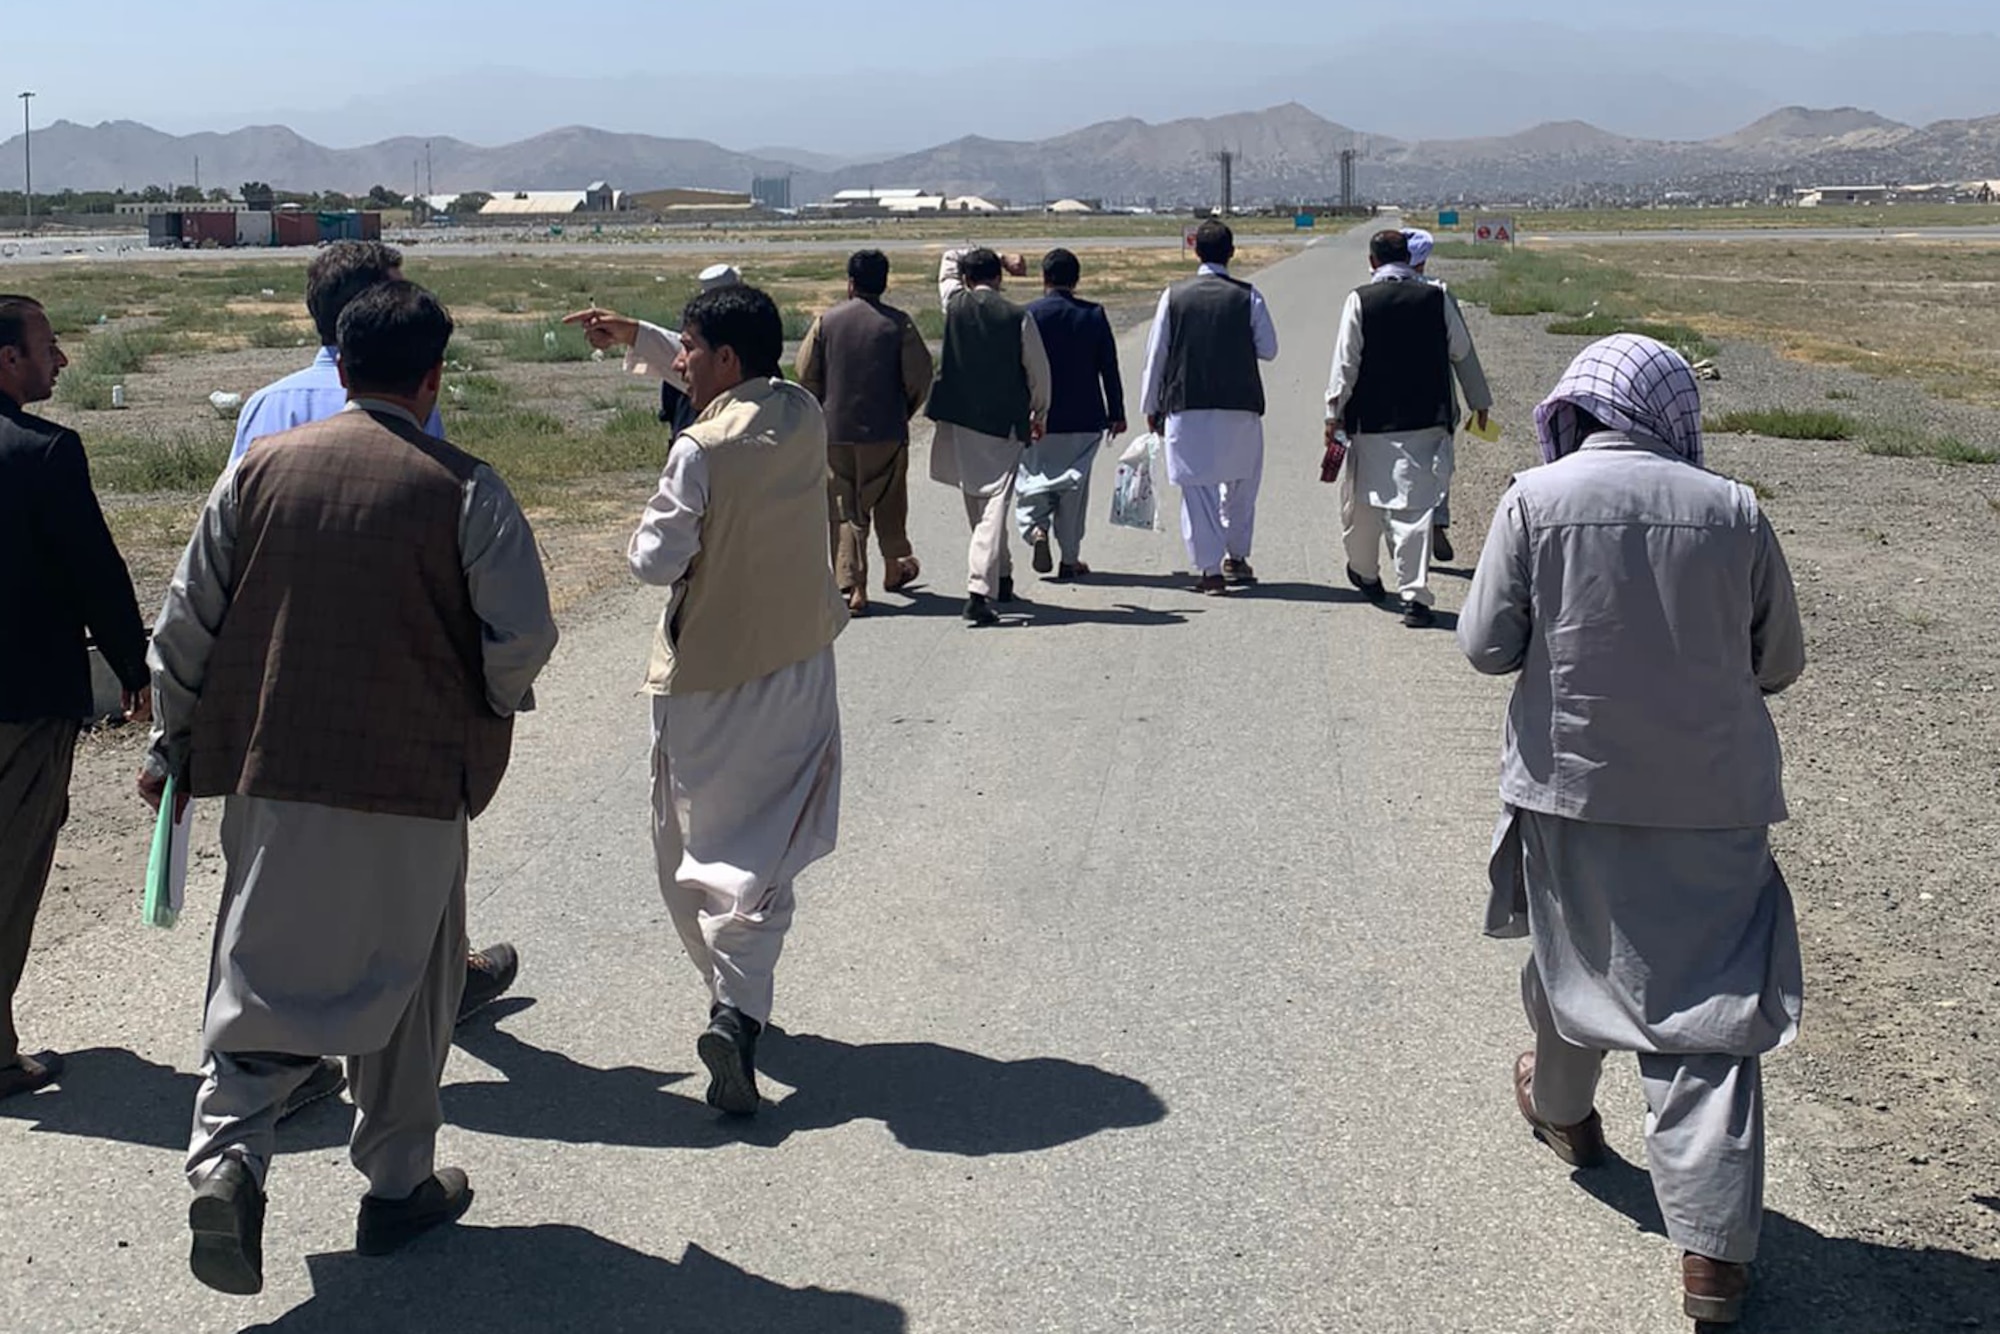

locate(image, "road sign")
[[1183, 225, 1199, 251], [1438, 209, 1460, 227], [1294, 213, 1317, 229], [1473, 215, 1516, 246]]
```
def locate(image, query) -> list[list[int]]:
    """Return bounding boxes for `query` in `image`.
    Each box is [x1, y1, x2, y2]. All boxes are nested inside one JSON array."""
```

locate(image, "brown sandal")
[[0, 1051, 65, 1101], [883, 556, 921, 594]]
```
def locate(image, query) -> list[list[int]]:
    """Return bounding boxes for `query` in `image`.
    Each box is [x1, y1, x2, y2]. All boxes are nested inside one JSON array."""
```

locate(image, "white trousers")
[[1341, 467, 1436, 606], [962, 482, 1017, 597], [1179, 453, 1263, 576]]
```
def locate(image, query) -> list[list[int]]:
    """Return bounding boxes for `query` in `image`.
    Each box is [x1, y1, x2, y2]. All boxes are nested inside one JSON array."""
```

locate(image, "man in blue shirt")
[[230, 242, 444, 461], [228, 242, 516, 1029]]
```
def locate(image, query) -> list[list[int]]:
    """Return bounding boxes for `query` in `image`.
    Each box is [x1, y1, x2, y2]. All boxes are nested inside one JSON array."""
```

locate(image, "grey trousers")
[[187, 878, 465, 1199], [1522, 959, 1766, 1263], [962, 482, 1017, 598], [0, 719, 80, 1070]]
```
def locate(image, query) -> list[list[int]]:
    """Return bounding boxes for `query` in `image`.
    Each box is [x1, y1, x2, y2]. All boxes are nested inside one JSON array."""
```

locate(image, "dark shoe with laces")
[[276, 1058, 346, 1123], [1029, 528, 1053, 574], [1513, 1051, 1607, 1168], [1682, 1253, 1751, 1324], [356, 1168, 474, 1257], [1401, 599, 1436, 629], [1222, 558, 1258, 586], [697, 1004, 763, 1116], [189, 1157, 266, 1295], [963, 593, 999, 627], [1056, 562, 1091, 581], [1432, 525, 1455, 563], [457, 943, 518, 1025], [1192, 573, 1228, 595], [1346, 566, 1387, 604]]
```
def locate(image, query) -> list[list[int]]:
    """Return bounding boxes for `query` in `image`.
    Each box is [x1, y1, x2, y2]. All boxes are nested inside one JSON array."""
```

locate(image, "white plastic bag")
[[1110, 431, 1161, 531]]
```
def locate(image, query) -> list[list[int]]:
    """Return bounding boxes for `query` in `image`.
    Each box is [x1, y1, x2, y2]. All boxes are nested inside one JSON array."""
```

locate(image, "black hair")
[[0, 294, 45, 352], [1041, 248, 1081, 289], [1370, 229, 1413, 266], [847, 249, 891, 297], [335, 280, 454, 396], [306, 240, 405, 346], [682, 284, 784, 379], [1194, 220, 1235, 265], [956, 248, 1004, 285]]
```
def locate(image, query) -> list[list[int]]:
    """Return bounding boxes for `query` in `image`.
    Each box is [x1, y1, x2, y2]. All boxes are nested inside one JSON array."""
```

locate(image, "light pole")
[[17, 91, 33, 237]]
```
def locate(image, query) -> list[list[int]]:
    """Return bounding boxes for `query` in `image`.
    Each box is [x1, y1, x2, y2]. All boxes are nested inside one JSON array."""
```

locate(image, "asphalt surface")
[[1, 224, 1847, 1332]]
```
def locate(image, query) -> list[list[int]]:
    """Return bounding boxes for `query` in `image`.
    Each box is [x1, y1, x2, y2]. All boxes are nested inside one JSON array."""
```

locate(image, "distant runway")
[[1532, 225, 2000, 245]]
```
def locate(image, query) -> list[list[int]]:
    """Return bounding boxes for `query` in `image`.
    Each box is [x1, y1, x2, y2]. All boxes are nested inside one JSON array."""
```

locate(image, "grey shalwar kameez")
[[1459, 338, 1807, 1265], [150, 401, 557, 1196]]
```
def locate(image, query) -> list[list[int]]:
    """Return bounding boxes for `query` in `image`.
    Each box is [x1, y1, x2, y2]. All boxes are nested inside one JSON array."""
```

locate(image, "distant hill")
[[4, 103, 1997, 205]]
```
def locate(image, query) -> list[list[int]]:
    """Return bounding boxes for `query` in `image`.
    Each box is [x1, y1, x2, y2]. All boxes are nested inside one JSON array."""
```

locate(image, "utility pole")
[[414, 158, 422, 226], [425, 141, 433, 207], [194, 154, 201, 197], [1339, 148, 1358, 213], [17, 92, 33, 236], [1213, 150, 1235, 217]]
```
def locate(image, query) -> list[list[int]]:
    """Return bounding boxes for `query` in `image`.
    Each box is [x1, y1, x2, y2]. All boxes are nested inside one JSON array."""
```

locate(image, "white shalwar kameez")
[[631, 437, 841, 1025], [1139, 264, 1279, 575]]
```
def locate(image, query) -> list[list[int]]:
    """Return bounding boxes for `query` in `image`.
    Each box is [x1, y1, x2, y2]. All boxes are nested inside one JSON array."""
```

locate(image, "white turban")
[[698, 263, 741, 291], [1401, 228, 1435, 268]]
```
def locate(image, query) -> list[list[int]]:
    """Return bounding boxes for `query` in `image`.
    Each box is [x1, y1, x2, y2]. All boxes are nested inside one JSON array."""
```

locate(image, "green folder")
[[143, 776, 187, 930]]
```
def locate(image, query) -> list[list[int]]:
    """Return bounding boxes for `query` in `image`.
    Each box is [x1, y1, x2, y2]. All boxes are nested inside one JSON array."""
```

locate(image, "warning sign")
[[1473, 216, 1516, 246], [1184, 225, 1200, 251]]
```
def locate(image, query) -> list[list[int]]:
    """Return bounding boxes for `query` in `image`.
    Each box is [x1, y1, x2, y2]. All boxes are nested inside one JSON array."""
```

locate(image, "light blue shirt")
[[229, 346, 445, 461]]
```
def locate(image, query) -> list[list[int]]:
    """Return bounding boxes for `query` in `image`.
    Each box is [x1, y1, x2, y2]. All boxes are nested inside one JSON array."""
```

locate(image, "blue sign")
[[1438, 209, 1461, 226], [1294, 213, 1316, 229]]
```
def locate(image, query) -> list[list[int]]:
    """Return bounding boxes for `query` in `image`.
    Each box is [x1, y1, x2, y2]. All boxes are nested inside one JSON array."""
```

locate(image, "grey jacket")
[[1459, 431, 1806, 829]]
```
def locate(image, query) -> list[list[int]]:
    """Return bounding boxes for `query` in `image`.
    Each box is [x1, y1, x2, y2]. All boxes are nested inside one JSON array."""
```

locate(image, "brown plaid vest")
[[189, 409, 513, 820]]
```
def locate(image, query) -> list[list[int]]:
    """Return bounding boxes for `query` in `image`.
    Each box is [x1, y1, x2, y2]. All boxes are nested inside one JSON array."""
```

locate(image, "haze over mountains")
[[4, 103, 1997, 206]]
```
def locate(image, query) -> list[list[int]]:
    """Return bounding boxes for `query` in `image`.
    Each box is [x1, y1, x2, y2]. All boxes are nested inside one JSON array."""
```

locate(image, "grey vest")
[[925, 288, 1032, 442], [1161, 273, 1265, 415], [1343, 281, 1452, 435]]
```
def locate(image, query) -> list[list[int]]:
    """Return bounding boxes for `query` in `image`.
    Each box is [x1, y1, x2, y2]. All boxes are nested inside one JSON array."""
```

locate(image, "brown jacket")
[[796, 297, 932, 447], [189, 409, 517, 820]]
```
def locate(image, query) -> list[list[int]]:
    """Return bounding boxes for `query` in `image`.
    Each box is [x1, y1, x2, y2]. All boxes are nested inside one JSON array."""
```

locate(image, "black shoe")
[[276, 1058, 346, 1123], [1432, 526, 1455, 563], [457, 943, 518, 1025], [697, 1004, 762, 1116], [997, 576, 1017, 603], [356, 1168, 474, 1257], [189, 1158, 266, 1296], [963, 593, 999, 626], [1222, 558, 1258, 586], [1029, 529, 1053, 575], [1346, 566, 1387, 604], [1401, 599, 1436, 628]]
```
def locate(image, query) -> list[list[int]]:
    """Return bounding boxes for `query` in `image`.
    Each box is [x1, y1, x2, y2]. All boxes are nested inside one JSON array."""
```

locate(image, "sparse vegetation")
[[1706, 409, 1856, 441], [1860, 426, 1999, 465], [89, 427, 233, 492]]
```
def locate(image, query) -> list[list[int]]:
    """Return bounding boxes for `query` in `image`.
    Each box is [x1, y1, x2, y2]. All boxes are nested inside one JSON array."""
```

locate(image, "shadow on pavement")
[[1577, 1151, 2000, 1332], [0, 1046, 349, 1154], [237, 1230, 905, 1334], [749, 1027, 1168, 1155]]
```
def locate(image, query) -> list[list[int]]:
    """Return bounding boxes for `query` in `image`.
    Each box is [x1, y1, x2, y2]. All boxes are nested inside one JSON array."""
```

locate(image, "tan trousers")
[[962, 480, 1017, 598], [0, 719, 79, 1070], [187, 853, 465, 1198], [827, 441, 914, 594]]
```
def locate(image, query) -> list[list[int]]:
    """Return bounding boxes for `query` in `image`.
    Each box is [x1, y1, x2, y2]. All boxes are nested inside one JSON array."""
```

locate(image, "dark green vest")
[[925, 288, 1032, 443]]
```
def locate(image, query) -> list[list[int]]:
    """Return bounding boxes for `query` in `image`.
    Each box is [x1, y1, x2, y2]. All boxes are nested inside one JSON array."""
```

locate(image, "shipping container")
[[318, 212, 362, 242], [274, 211, 320, 247], [235, 211, 274, 248], [359, 211, 382, 241], [183, 211, 239, 248], [146, 212, 183, 248]]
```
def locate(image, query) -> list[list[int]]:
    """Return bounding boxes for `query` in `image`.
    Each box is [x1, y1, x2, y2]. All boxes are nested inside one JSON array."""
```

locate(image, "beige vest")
[[646, 377, 847, 696]]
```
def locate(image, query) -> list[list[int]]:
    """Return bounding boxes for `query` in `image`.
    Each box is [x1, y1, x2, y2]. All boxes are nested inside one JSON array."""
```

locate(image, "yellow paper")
[[1467, 415, 1502, 443]]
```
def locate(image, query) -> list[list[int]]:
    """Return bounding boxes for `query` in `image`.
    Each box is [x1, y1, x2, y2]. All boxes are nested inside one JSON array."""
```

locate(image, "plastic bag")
[[1110, 432, 1161, 531], [142, 776, 190, 930]]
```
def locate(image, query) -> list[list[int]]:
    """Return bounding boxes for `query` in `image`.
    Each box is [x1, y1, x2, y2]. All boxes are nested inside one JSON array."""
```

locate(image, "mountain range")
[[4, 103, 1997, 206]]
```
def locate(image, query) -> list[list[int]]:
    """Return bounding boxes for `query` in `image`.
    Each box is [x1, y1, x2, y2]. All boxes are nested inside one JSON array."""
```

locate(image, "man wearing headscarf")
[[1457, 334, 1807, 1326], [1401, 227, 1482, 563], [1324, 229, 1491, 627]]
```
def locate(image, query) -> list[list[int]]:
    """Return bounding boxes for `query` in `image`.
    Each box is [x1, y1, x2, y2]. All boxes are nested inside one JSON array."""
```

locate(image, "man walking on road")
[[630, 284, 846, 1116], [1140, 220, 1277, 595], [146, 281, 557, 1294], [1324, 229, 1491, 627], [1403, 227, 1485, 563], [0, 294, 152, 1103], [797, 250, 933, 614], [926, 247, 1052, 626], [1020, 248, 1126, 580], [229, 240, 523, 1029], [1459, 334, 1806, 1326]]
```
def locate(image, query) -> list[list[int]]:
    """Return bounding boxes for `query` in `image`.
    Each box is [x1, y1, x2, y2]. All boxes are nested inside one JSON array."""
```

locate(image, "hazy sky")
[[6, 3, 1999, 150]]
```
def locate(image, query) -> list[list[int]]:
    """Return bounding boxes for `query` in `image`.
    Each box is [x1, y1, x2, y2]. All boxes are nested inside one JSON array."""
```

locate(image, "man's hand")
[[562, 308, 640, 351], [1473, 409, 1491, 434], [1107, 419, 1128, 439], [122, 687, 152, 725], [1030, 419, 1046, 442], [1147, 414, 1163, 436], [136, 767, 189, 819], [1324, 420, 1341, 448], [1002, 253, 1028, 278]]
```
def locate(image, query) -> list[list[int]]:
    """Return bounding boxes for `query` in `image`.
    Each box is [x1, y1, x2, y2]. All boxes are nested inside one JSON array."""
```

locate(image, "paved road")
[[1, 224, 1851, 1332], [1531, 225, 2000, 245]]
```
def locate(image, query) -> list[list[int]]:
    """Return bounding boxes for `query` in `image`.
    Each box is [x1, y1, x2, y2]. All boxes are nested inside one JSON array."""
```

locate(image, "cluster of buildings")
[[1793, 180, 1999, 207], [122, 202, 385, 250]]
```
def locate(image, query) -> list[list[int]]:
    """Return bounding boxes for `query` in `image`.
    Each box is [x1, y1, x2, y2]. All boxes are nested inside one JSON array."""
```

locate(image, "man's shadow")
[[450, 1003, 1166, 1156], [238, 1229, 905, 1334], [1577, 1151, 2000, 1331], [871, 587, 1192, 629], [0, 1046, 349, 1153]]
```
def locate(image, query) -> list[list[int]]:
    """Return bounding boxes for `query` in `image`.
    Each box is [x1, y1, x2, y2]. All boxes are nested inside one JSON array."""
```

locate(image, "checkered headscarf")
[[1534, 334, 1704, 466]]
